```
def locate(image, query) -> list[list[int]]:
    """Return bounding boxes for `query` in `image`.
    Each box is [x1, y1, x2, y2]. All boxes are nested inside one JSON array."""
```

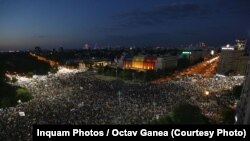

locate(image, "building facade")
[[217, 43, 248, 76], [156, 56, 178, 70], [180, 50, 204, 64], [235, 39, 247, 51], [119, 55, 177, 70], [237, 56, 250, 124]]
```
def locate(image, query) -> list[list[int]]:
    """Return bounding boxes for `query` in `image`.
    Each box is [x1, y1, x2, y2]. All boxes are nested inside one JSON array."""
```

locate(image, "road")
[[152, 55, 220, 84]]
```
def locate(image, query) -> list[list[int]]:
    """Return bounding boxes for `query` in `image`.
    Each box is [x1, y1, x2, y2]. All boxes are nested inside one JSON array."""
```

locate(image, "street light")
[[118, 91, 122, 124], [153, 102, 156, 119], [205, 90, 209, 96], [204, 90, 209, 103]]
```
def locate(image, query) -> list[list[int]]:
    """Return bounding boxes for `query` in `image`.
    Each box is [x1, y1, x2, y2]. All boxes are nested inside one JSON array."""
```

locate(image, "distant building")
[[83, 42, 89, 50], [180, 50, 204, 64], [217, 41, 248, 75], [58, 46, 64, 53], [119, 55, 177, 70], [34, 46, 42, 54], [235, 39, 247, 51], [237, 56, 250, 124], [156, 56, 178, 70], [123, 57, 133, 69], [199, 42, 206, 48], [143, 56, 157, 70]]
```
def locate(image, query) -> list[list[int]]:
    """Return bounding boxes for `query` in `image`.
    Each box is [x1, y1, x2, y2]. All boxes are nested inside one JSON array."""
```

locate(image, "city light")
[[182, 52, 192, 55], [204, 90, 209, 96], [19, 112, 25, 117], [153, 55, 220, 83], [222, 44, 235, 50], [210, 50, 214, 56], [222, 47, 234, 50]]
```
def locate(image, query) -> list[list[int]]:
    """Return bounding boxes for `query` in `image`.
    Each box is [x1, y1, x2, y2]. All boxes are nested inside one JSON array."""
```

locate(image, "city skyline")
[[0, 0, 250, 50]]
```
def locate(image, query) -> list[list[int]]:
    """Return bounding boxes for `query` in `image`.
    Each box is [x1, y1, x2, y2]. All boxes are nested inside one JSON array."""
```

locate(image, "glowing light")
[[210, 50, 214, 55], [30, 53, 59, 67], [19, 112, 25, 117], [57, 67, 80, 74], [153, 55, 220, 83], [182, 52, 192, 54], [222, 47, 234, 50], [222, 44, 234, 50], [205, 90, 209, 96]]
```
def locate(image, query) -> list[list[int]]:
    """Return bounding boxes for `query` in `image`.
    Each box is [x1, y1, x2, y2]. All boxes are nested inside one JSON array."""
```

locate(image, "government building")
[[118, 55, 177, 71]]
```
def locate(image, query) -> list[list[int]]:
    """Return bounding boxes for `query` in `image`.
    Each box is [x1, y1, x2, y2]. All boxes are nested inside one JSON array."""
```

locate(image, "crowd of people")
[[0, 72, 245, 140]]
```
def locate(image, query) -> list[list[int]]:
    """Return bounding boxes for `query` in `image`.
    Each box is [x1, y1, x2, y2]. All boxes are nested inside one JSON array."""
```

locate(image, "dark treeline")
[[0, 52, 51, 76], [39, 48, 182, 64], [0, 52, 51, 108]]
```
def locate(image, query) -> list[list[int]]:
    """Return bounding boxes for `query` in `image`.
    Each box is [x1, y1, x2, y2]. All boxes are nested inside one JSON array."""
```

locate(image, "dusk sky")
[[0, 0, 250, 50]]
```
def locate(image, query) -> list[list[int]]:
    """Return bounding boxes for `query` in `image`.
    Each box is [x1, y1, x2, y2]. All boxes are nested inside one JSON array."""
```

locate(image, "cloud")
[[114, 2, 213, 27]]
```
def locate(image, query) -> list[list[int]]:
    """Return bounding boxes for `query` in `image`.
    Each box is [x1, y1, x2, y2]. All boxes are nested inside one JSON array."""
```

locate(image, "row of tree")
[[0, 80, 33, 108], [0, 52, 51, 108]]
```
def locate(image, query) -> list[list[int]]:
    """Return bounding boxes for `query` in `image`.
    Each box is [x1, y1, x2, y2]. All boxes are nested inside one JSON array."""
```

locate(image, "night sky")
[[0, 0, 250, 50]]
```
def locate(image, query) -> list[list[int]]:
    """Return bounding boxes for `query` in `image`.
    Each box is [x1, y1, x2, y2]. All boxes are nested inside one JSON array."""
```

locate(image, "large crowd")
[[0, 72, 245, 140]]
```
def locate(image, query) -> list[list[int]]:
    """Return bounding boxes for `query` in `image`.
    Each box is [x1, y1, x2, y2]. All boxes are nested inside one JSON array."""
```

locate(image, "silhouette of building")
[[237, 55, 250, 124], [34, 46, 42, 54]]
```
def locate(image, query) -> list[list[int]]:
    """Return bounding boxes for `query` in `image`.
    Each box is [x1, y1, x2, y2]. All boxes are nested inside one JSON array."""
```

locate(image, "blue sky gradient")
[[0, 0, 250, 50]]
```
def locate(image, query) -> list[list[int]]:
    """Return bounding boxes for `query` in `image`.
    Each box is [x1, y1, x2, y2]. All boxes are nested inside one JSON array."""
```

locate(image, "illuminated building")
[[120, 55, 177, 70], [217, 40, 248, 75], [180, 50, 204, 64], [199, 42, 206, 48], [156, 56, 177, 70], [221, 44, 235, 51], [235, 39, 247, 51], [237, 56, 250, 124], [83, 42, 89, 50], [123, 57, 132, 68], [143, 56, 156, 70], [132, 56, 145, 69]]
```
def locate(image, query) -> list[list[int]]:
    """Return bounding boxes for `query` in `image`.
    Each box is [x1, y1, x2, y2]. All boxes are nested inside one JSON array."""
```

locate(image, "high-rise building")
[[235, 39, 247, 51], [83, 42, 89, 50], [199, 42, 206, 48], [237, 55, 250, 124], [217, 40, 248, 75], [58, 46, 64, 53]]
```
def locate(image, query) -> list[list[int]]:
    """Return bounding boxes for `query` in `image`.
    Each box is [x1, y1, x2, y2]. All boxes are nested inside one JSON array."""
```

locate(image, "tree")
[[220, 106, 235, 124], [0, 97, 12, 108], [173, 103, 209, 124], [152, 112, 174, 124], [50, 67, 58, 74], [16, 88, 33, 102], [232, 85, 243, 99], [11, 77, 18, 83], [152, 104, 209, 124]]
